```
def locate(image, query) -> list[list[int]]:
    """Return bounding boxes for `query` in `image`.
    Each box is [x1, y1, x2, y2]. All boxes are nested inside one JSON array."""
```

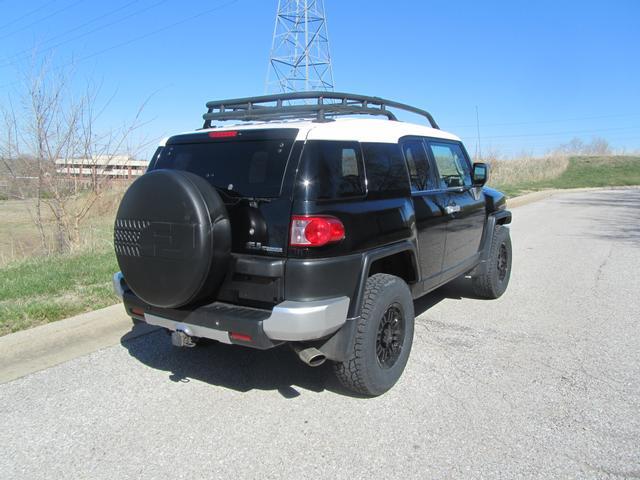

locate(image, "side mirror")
[[472, 162, 488, 187]]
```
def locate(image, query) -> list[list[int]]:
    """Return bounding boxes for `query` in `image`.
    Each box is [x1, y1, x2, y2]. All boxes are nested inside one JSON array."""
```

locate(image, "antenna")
[[475, 105, 482, 160], [265, 0, 335, 93]]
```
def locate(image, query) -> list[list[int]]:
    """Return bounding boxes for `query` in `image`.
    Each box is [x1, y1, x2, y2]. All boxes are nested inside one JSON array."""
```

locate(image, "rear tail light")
[[290, 215, 345, 247]]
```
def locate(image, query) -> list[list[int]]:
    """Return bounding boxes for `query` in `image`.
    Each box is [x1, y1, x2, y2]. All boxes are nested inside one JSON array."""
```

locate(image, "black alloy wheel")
[[376, 304, 405, 369], [333, 274, 415, 396], [497, 243, 509, 281]]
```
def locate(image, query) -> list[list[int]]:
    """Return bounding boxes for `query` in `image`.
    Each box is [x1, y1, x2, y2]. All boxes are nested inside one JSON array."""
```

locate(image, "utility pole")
[[265, 0, 335, 93]]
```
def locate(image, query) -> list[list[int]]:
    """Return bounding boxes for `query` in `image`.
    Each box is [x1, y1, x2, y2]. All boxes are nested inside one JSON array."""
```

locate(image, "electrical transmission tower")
[[265, 0, 335, 93]]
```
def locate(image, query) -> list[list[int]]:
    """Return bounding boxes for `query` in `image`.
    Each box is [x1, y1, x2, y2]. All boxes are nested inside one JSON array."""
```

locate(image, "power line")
[[72, 0, 239, 64], [0, 0, 58, 31], [0, 0, 87, 42], [480, 125, 640, 140], [0, 0, 143, 66], [0, 0, 240, 90], [0, 0, 169, 69], [450, 112, 640, 130]]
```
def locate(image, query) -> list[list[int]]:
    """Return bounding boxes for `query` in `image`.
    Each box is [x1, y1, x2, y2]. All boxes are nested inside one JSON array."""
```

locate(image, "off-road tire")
[[333, 274, 415, 396], [472, 225, 512, 299]]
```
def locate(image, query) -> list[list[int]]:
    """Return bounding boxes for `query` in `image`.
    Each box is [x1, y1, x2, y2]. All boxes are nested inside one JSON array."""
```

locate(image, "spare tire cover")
[[114, 169, 230, 308]]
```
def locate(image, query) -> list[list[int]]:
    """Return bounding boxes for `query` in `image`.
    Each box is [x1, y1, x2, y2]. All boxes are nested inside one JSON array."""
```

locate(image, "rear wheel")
[[333, 274, 414, 396], [472, 225, 512, 299]]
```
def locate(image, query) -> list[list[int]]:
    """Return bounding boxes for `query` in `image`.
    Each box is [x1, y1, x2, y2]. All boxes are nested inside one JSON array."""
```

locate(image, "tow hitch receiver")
[[171, 329, 197, 348]]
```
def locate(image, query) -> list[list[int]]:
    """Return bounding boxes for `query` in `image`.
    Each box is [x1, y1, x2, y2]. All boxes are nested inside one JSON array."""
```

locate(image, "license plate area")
[[144, 313, 231, 344]]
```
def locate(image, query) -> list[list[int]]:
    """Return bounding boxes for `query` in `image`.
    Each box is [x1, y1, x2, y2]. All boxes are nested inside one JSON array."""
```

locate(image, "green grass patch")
[[491, 156, 640, 197], [0, 249, 119, 336]]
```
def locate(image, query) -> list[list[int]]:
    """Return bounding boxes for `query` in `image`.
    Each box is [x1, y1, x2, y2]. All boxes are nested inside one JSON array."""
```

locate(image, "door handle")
[[445, 205, 461, 214]]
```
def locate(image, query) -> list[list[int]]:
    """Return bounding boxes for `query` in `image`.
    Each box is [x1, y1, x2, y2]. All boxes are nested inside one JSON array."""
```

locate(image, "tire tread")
[[472, 225, 511, 299], [334, 273, 401, 395]]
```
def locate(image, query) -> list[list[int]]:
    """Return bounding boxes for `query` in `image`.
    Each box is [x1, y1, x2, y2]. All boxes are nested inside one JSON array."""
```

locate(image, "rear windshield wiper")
[[213, 186, 273, 205]]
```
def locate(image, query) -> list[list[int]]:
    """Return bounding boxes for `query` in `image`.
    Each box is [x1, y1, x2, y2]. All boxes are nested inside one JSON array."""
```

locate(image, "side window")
[[296, 141, 365, 200], [428, 141, 472, 189], [401, 140, 437, 191], [148, 147, 163, 171], [361, 143, 410, 197]]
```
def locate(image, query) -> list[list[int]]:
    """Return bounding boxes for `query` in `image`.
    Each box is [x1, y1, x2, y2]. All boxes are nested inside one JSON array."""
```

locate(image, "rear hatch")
[[151, 128, 301, 257]]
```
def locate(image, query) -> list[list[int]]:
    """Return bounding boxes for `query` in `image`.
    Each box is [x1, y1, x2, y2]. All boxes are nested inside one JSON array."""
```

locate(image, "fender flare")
[[349, 240, 419, 318], [475, 209, 512, 274], [317, 240, 418, 362]]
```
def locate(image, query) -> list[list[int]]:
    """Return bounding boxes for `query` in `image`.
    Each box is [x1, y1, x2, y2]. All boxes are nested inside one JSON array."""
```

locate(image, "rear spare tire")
[[114, 169, 230, 308]]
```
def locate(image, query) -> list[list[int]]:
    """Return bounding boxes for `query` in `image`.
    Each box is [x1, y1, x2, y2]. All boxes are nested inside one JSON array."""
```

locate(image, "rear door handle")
[[445, 205, 461, 214]]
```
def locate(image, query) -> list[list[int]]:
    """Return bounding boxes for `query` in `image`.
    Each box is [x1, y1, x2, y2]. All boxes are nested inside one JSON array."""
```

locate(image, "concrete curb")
[[2, 186, 637, 385], [0, 304, 157, 384], [506, 185, 640, 209]]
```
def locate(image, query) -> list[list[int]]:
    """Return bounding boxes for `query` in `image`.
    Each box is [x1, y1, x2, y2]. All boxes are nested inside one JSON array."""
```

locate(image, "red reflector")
[[290, 215, 345, 247], [230, 332, 252, 342], [208, 130, 238, 138], [130, 307, 144, 316]]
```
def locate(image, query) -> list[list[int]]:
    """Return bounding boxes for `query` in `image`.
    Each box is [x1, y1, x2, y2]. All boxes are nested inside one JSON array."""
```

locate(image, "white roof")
[[159, 118, 460, 146]]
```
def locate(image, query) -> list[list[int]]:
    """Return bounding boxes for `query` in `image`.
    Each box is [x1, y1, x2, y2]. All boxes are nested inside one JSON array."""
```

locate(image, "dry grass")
[[0, 185, 128, 265], [486, 155, 640, 196], [486, 154, 570, 190]]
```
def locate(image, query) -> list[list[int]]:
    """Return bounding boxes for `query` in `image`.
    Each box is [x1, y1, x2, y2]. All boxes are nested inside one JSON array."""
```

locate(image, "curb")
[[0, 304, 157, 384], [507, 185, 640, 209]]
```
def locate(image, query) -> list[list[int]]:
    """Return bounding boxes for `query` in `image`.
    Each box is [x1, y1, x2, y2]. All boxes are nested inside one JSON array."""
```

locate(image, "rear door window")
[[401, 140, 437, 191], [296, 141, 366, 200], [154, 137, 295, 198], [427, 141, 472, 189]]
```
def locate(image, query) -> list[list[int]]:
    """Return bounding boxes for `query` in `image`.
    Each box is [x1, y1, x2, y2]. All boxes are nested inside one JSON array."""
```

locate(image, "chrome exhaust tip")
[[171, 329, 197, 348], [293, 345, 326, 367]]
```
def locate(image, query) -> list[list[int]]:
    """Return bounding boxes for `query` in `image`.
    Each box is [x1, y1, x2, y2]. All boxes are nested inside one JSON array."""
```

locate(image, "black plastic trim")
[[284, 254, 363, 313], [350, 240, 419, 318], [473, 210, 512, 275]]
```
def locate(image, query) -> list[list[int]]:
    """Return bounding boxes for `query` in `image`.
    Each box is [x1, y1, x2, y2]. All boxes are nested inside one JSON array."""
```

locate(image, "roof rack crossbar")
[[202, 91, 439, 129]]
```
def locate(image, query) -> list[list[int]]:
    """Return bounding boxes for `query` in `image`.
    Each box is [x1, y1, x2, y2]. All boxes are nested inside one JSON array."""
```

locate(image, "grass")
[[489, 155, 640, 197], [0, 249, 119, 335]]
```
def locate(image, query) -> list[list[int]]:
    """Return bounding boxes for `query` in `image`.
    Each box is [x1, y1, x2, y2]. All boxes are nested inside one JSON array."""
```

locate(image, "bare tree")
[[0, 60, 149, 254], [553, 136, 612, 156]]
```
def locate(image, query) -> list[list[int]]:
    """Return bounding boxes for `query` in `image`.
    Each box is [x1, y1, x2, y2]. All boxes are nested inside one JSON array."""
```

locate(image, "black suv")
[[113, 92, 512, 396]]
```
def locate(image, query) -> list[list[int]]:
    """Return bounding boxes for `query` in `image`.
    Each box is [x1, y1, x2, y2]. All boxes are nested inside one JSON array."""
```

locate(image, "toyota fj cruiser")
[[113, 92, 512, 396]]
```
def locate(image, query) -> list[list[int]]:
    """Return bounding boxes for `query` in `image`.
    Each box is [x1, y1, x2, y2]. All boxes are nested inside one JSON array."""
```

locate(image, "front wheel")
[[472, 225, 512, 299], [333, 274, 415, 396]]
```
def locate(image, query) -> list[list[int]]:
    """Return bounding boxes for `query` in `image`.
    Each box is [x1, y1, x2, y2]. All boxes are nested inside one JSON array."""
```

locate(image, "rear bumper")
[[141, 297, 349, 344], [116, 272, 350, 347]]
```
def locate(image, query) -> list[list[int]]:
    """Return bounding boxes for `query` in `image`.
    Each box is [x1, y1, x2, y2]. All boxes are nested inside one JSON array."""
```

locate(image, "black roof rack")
[[202, 91, 439, 129]]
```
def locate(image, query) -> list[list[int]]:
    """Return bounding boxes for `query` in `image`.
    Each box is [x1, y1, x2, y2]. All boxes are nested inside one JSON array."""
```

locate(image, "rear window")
[[154, 138, 295, 198]]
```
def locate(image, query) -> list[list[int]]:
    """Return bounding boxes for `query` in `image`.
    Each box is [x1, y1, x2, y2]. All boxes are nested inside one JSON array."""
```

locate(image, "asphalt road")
[[1, 188, 639, 479]]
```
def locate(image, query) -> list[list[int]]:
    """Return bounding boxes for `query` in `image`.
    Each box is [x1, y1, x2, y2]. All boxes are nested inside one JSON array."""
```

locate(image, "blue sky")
[[1, 0, 639, 158]]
